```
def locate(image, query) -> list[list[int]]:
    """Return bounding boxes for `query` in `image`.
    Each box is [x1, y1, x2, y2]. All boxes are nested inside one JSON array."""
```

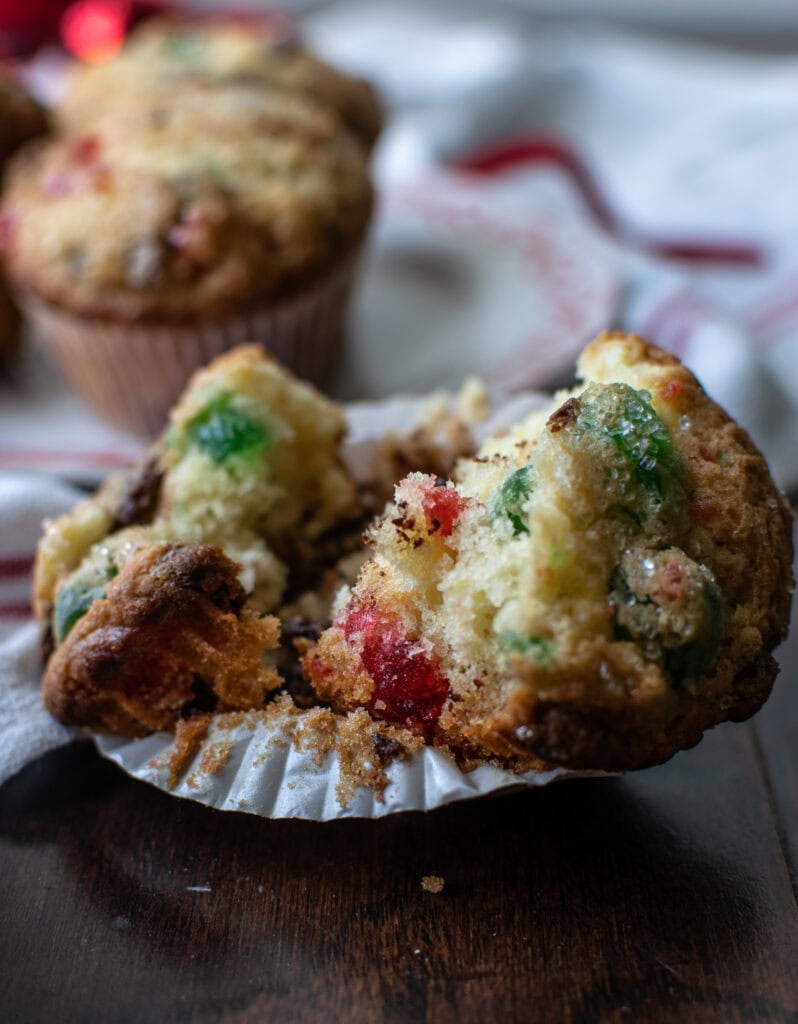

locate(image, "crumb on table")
[[421, 875, 445, 894]]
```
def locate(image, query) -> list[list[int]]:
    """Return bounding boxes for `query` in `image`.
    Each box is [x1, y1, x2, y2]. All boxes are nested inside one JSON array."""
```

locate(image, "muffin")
[[36, 344, 365, 734], [0, 71, 48, 361], [2, 22, 379, 435], [304, 334, 794, 771]]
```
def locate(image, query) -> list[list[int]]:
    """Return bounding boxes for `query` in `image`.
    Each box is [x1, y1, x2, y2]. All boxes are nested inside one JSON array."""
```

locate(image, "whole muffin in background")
[[0, 19, 380, 436], [0, 71, 48, 362]]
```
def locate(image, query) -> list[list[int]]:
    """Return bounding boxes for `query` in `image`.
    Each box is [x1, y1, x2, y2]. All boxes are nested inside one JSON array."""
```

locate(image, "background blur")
[[1, 0, 797, 489]]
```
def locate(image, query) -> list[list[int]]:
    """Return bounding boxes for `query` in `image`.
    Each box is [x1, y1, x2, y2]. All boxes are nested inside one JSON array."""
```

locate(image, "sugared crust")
[[306, 334, 794, 772], [42, 543, 280, 735], [580, 334, 793, 649]]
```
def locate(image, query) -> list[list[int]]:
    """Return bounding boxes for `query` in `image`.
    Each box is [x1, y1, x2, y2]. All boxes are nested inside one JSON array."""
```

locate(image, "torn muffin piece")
[[305, 334, 793, 772], [42, 543, 280, 735], [35, 344, 362, 733]]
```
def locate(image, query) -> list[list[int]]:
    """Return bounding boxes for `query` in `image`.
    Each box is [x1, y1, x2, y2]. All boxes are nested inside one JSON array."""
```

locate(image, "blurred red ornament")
[[0, 1, 72, 55], [61, 0, 129, 63]]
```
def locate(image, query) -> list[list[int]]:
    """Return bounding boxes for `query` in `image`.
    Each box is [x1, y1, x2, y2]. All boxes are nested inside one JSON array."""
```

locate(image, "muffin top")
[[0, 71, 48, 166], [59, 18, 381, 150]]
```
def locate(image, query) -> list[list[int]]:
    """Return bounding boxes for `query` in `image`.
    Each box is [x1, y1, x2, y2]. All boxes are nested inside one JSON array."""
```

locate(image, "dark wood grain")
[[2, 538, 797, 1024], [1, 707, 797, 1024]]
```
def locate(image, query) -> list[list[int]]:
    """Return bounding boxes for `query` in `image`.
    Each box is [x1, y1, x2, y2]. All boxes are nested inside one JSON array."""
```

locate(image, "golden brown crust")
[[42, 542, 280, 735], [302, 624, 376, 710], [490, 642, 781, 772]]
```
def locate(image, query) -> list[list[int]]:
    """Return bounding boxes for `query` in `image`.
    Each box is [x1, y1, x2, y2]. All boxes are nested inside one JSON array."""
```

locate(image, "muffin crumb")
[[421, 875, 445, 894]]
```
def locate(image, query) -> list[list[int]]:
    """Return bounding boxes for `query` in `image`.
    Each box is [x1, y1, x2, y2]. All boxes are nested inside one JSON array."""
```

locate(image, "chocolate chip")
[[281, 616, 323, 644], [546, 397, 582, 433], [113, 457, 164, 529], [372, 733, 402, 764]]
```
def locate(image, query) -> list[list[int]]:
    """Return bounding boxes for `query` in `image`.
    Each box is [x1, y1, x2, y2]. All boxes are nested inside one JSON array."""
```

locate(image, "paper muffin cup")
[[95, 715, 597, 821], [21, 248, 360, 438]]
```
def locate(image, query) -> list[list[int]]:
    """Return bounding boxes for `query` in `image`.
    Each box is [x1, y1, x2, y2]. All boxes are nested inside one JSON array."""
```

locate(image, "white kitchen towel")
[[308, 3, 798, 490], [0, 475, 82, 782]]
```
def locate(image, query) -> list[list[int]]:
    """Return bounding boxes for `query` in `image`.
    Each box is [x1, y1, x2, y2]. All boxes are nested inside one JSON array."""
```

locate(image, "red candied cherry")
[[69, 135, 101, 165], [341, 601, 450, 739], [44, 136, 108, 199], [420, 479, 466, 538], [167, 202, 224, 271]]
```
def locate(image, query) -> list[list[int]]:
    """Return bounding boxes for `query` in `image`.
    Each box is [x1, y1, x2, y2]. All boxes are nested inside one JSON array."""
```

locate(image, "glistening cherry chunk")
[[341, 602, 449, 738], [421, 483, 465, 538]]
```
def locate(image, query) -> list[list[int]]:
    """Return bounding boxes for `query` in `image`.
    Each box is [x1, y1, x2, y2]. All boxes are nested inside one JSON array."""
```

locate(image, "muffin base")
[[22, 249, 360, 437]]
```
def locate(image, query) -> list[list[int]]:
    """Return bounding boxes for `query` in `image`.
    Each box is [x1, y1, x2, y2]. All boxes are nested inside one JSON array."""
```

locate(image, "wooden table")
[[2, 565, 797, 1023]]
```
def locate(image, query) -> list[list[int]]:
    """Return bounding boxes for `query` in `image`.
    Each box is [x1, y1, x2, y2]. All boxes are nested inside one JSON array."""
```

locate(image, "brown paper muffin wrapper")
[[21, 250, 360, 438]]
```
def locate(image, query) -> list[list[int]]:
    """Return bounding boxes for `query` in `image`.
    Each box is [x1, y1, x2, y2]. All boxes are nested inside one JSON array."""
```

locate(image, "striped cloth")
[[0, 475, 81, 783]]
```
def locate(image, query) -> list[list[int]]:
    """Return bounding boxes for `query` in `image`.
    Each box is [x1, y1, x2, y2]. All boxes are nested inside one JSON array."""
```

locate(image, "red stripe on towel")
[[0, 602, 32, 619], [0, 556, 34, 579], [452, 137, 764, 267]]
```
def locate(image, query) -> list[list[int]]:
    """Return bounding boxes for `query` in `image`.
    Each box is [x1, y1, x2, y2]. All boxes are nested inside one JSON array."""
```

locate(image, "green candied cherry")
[[54, 564, 118, 643], [493, 465, 535, 536], [163, 32, 205, 61], [579, 383, 688, 505], [609, 550, 725, 691], [498, 630, 552, 665], [184, 391, 273, 465]]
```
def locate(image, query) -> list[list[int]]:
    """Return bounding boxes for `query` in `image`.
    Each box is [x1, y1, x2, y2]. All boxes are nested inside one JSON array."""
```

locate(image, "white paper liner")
[[95, 722, 597, 821], [88, 387, 608, 820]]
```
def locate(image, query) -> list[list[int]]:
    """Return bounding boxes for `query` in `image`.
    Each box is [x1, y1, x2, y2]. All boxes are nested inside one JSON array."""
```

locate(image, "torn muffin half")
[[36, 344, 363, 733], [304, 334, 794, 772]]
